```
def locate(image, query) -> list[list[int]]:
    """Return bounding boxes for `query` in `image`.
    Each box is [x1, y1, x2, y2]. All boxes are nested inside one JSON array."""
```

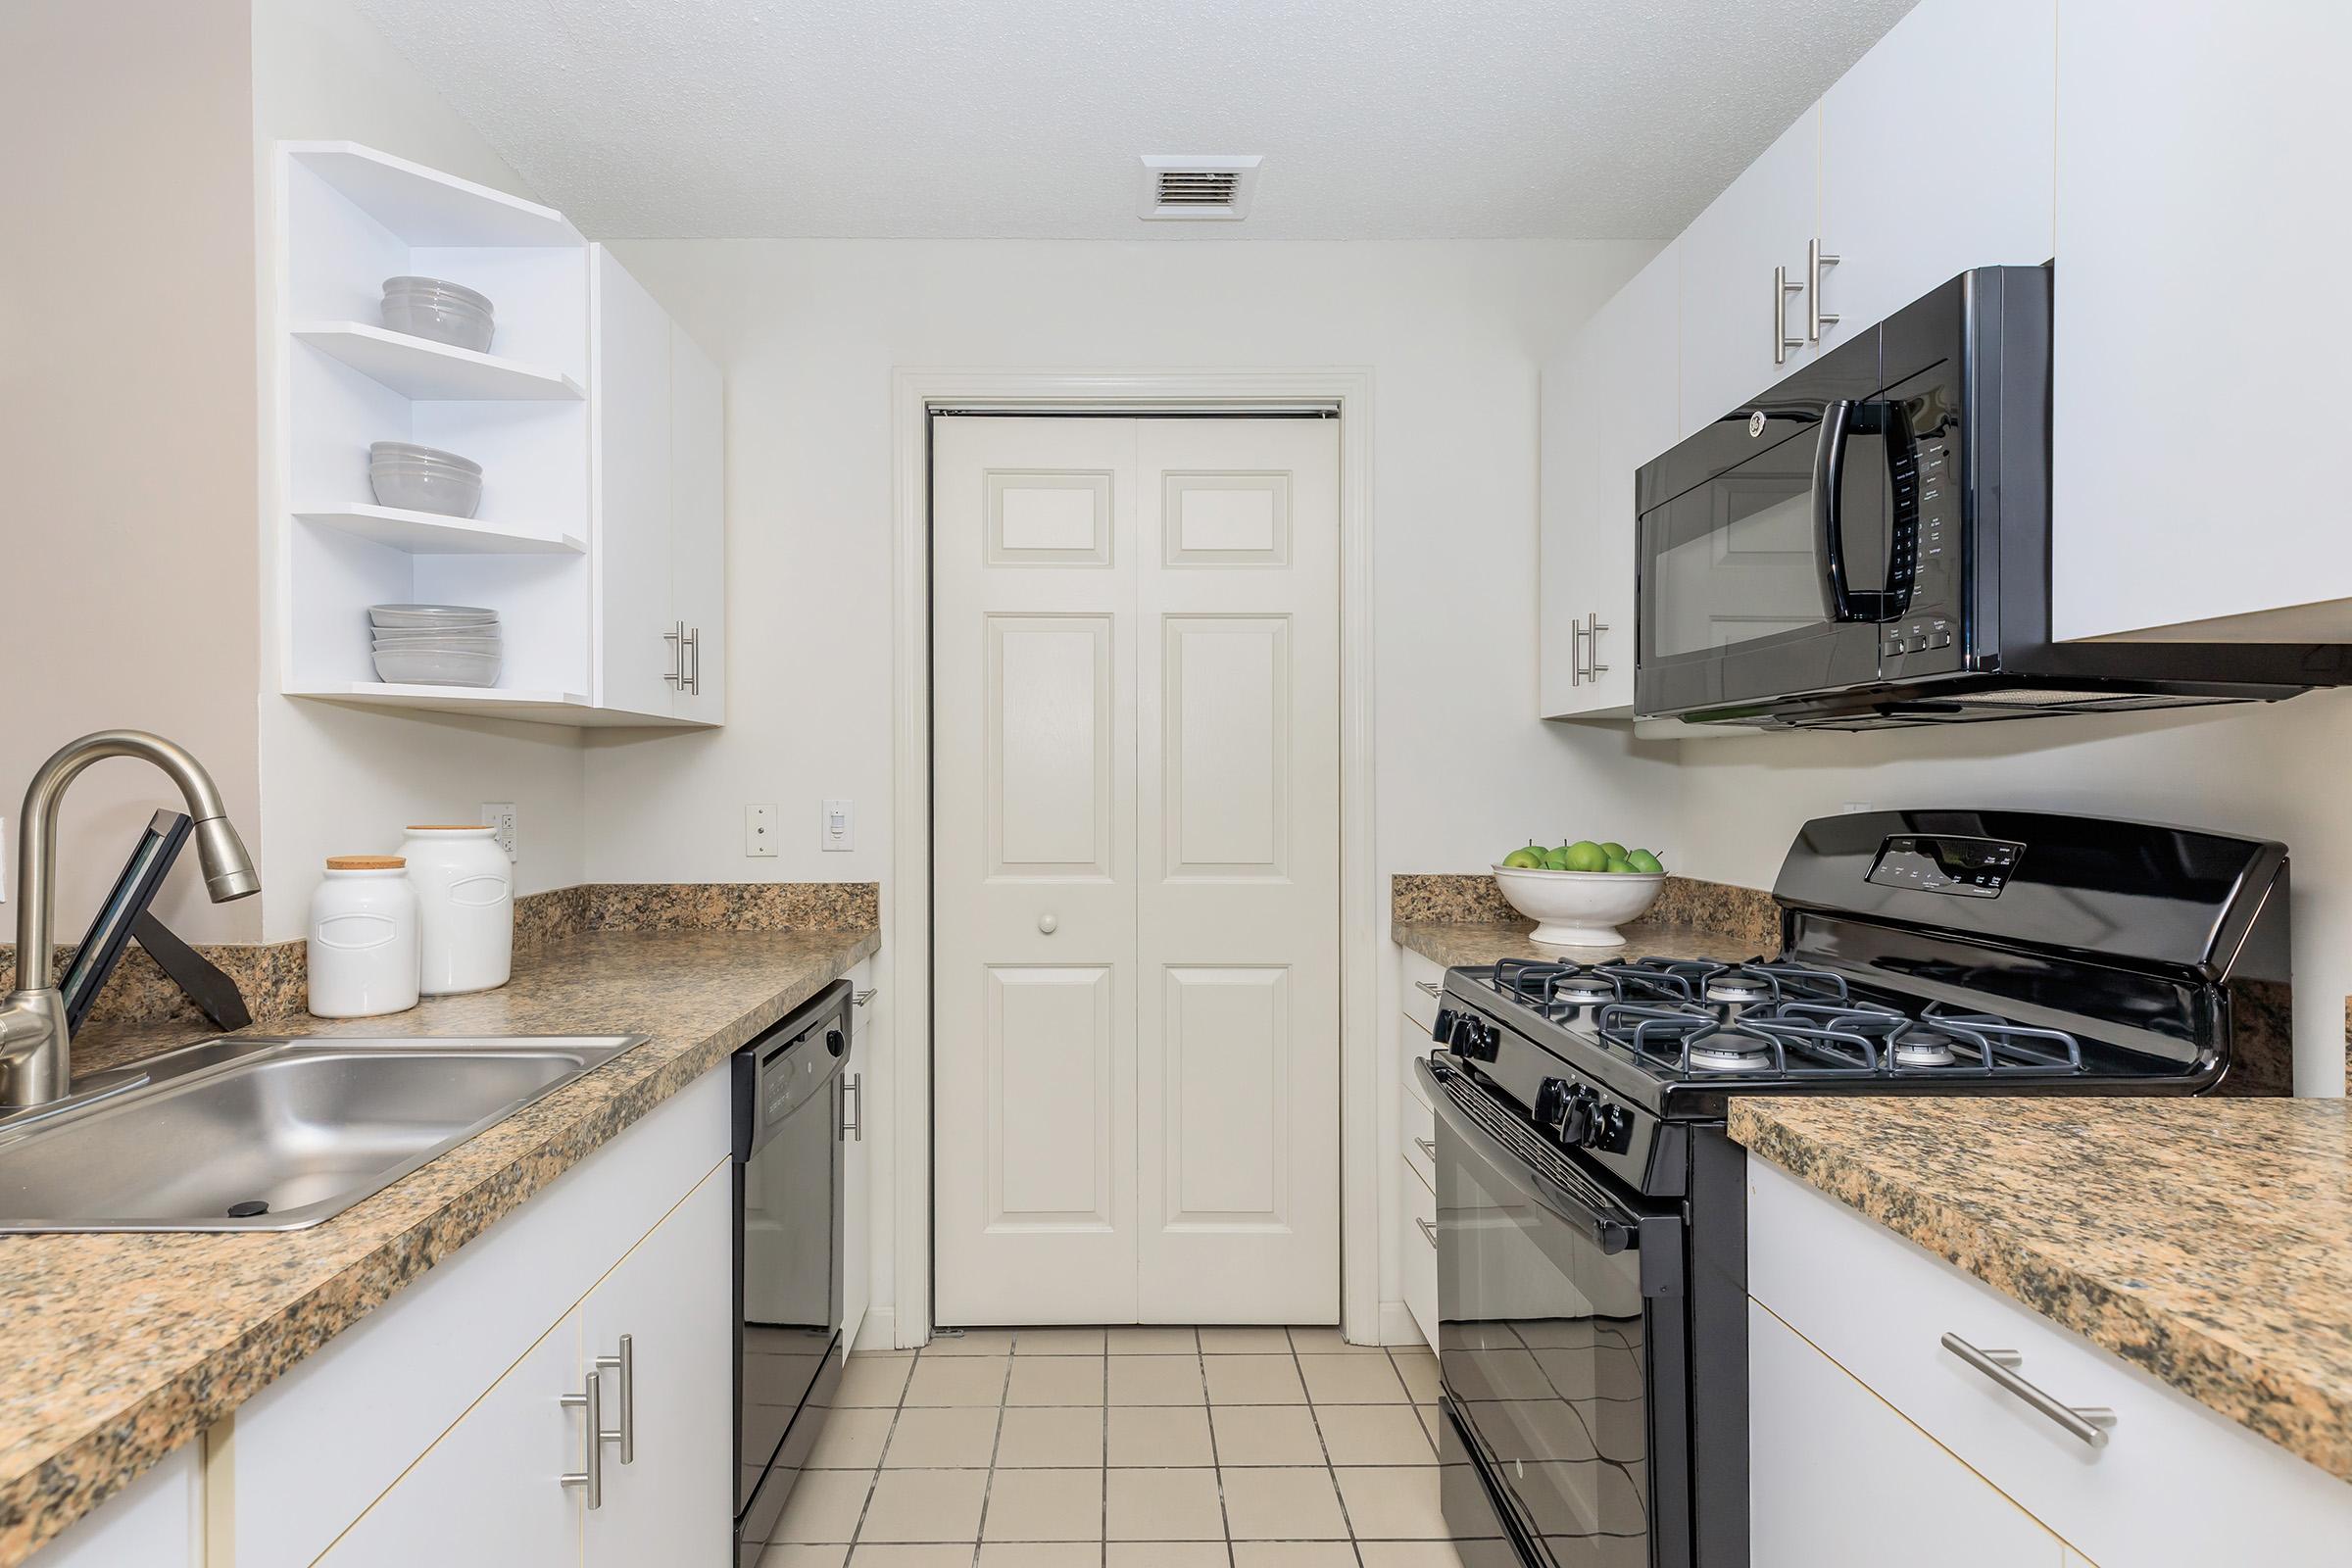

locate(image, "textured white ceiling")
[[351, 0, 1918, 240]]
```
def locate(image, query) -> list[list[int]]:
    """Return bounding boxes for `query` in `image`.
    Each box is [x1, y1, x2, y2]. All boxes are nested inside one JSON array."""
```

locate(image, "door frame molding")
[[889, 368, 1378, 1346]]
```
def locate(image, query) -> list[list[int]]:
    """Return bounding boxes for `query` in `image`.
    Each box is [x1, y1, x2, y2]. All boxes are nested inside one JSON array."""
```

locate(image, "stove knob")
[[1589, 1102, 1631, 1152], [1558, 1085, 1597, 1144], [1533, 1078, 1572, 1127], [1432, 1005, 1458, 1046]]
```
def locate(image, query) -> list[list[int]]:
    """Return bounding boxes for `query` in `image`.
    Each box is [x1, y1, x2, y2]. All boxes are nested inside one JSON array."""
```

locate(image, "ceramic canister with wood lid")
[[398, 824, 514, 995], [307, 856, 420, 1018]]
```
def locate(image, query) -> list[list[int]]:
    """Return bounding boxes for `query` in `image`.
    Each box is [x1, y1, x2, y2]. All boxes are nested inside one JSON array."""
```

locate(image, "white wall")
[[586, 236, 1684, 1331], [248, 0, 587, 937], [0, 1, 264, 942], [1672, 695, 2352, 1094]]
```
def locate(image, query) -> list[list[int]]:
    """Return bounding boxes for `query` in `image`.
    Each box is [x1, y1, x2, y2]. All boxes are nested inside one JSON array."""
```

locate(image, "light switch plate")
[[822, 798, 854, 853], [745, 804, 779, 858], [481, 803, 518, 862]]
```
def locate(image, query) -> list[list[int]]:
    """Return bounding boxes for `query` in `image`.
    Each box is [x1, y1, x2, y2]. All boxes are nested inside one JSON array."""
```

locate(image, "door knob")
[[1038, 913, 1058, 935]]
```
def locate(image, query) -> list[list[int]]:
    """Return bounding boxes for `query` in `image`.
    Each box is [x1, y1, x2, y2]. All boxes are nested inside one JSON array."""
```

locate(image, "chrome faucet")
[[0, 731, 259, 1108]]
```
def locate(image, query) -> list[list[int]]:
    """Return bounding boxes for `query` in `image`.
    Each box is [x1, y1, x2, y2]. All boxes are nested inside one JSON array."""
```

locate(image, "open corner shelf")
[[288, 683, 715, 731], [293, 322, 584, 401], [283, 142, 583, 250], [294, 504, 586, 556]]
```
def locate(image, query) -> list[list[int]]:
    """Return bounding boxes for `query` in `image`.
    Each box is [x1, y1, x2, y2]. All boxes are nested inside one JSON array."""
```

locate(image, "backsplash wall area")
[[1667, 689, 2352, 1095]]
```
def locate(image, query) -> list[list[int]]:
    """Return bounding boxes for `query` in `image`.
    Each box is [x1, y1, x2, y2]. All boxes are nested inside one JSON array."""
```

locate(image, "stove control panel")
[[1866, 833, 2024, 898], [1433, 1006, 1500, 1063], [1533, 1076, 1634, 1154]]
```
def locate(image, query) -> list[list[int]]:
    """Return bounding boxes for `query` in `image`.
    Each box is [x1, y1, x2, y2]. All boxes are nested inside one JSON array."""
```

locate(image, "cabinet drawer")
[[1399, 947, 1445, 1036], [1400, 1086, 1435, 1191], [1748, 1157, 2352, 1566], [1401, 1152, 1437, 1349]]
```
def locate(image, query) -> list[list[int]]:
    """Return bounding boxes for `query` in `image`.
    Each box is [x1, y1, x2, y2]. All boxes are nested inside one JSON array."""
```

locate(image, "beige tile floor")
[[761, 1326, 1469, 1567]]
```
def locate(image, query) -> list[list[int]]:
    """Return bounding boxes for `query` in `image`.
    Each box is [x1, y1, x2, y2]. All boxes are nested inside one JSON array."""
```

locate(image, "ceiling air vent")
[[1138, 155, 1262, 221]]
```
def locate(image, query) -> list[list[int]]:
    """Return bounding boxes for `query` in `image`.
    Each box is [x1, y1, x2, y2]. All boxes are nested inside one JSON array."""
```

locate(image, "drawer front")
[[1399, 946, 1446, 1036], [1401, 1152, 1437, 1348], [1748, 1157, 2352, 1567], [1400, 1083, 1436, 1190]]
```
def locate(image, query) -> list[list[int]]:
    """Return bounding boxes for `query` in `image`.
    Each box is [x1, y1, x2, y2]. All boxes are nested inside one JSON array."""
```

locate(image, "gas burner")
[[1685, 1032, 1777, 1073], [1546, 971, 1619, 1006], [1889, 1028, 1960, 1069], [1702, 970, 1777, 1006]]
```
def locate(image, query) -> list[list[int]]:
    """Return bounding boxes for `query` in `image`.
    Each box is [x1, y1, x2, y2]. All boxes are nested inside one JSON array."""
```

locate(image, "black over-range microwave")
[[1633, 267, 2352, 728]]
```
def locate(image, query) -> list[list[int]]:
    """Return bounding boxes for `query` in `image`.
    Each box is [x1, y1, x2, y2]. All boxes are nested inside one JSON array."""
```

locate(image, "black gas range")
[[1420, 809, 2291, 1568]]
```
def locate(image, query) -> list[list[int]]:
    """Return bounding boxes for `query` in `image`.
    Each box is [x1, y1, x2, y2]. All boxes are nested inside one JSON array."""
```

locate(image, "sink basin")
[[0, 1034, 643, 1233]]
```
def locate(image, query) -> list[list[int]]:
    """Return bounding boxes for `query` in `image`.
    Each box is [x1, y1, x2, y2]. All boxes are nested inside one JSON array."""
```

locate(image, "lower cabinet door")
[[1751, 1300, 2063, 1568], [581, 1159, 734, 1567], [318, 1318, 584, 1568], [843, 958, 875, 1355]]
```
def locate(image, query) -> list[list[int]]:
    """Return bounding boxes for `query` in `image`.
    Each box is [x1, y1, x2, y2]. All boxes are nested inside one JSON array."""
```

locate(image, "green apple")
[[1501, 844, 1544, 870], [1561, 840, 1609, 872], [1598, 841, 1628, 861], [1627, 849, 1664, 874]]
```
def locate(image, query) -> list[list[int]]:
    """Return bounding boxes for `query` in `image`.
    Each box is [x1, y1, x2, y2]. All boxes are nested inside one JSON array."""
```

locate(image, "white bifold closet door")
[[931, 415, 1341, 1326]]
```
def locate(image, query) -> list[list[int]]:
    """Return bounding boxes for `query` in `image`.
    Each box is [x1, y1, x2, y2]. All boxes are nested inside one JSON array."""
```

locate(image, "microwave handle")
[[1812, 398, 1863, 622]]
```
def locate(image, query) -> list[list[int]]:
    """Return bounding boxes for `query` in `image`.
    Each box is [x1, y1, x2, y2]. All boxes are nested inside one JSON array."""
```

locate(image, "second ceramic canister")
[[397, 823, 514, 996]]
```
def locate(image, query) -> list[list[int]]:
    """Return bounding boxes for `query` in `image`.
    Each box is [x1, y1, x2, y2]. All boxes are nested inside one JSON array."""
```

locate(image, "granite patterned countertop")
[[1392, 916, 1772, 969], [0, 925, 875, 1563], [1731, 1096, 2352, 1485]]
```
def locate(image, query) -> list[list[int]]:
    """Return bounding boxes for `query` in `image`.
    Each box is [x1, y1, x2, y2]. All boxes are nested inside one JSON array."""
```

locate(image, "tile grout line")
[[1195, 1331, 1237, 1567], [1292, 1325, 1367, 1561]]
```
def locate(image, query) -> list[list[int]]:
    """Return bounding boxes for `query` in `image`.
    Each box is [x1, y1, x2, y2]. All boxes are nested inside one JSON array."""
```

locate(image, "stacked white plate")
[[369, 604, 501, 687]]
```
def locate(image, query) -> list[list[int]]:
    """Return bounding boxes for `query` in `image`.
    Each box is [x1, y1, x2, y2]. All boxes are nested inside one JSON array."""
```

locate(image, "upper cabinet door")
[[592, 247, 677, 717], [667, 322, 725, 722], [1678, 108, 1820, 434], [2051, 1, 2352, 642], [1820, 0, 2055, 344], [1542, 242, 1679, 718]]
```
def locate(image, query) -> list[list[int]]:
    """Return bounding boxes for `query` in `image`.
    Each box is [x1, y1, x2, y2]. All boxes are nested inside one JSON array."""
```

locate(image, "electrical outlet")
[[822, 799, 854, 853], [481, 803, 518, 862], [745, 804, 779, 858]]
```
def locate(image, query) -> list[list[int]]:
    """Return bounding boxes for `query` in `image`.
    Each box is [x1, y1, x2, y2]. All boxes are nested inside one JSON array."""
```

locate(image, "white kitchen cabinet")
[[1751, 1300, 2062, 1568], [34, 1446, 199, 1568], [1819, 0, 2055, 354], [1677, 108, 1820, 433], [591, 246, 727, 722], [1541, 241, 1678, 717], [318, 1321, 584, 1568], [843, 959, 877, 1355], [1749, 1157, 2352, 1567], [667, 321, 727, 723], [2050, 2, 2352, 643], [581, 1164, 734, 1566]]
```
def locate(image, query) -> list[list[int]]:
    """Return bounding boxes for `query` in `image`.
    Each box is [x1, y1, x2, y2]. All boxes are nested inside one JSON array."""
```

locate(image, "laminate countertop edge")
[[1729, 1097, 2352, 1488], [0, 925, 878, 1564]]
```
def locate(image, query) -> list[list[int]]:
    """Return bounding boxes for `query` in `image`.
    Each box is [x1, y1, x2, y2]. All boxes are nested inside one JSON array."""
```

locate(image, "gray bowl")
[[368, 603, 499, 629], [368, 442, 483, 518], [380, 276, 495, 353], [372, 647, 502, 688]]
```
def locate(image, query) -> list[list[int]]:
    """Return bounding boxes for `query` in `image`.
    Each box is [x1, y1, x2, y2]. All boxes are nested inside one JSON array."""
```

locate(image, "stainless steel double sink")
[[0, 1034, 642, 1234]]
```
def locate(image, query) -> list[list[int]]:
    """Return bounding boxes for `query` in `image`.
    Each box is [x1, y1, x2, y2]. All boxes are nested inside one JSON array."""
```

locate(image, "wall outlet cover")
[[481, 803, 518, 862], [822, 798, 854, 853], [746, 804, 779, 858]]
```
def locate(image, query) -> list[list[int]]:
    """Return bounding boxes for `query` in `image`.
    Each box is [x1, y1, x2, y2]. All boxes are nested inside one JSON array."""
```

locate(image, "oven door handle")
[[1416, 1055, 1640, 1255]]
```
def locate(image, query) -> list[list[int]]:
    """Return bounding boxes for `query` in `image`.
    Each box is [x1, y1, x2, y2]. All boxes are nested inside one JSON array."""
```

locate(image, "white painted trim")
[[890, 368, 1379, 1348], [1376, 1299, 1427, 1348]]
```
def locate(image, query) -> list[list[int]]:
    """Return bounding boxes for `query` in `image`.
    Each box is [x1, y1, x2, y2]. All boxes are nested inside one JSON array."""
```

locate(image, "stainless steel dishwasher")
[[732, 978, 852, 1566]]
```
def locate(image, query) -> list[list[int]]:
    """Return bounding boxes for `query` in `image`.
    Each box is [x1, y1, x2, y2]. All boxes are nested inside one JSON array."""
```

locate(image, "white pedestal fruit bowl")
[[1492, 864, 1666, 948]]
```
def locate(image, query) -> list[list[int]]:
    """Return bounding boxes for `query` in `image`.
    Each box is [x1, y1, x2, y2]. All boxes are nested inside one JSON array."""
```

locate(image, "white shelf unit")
[[270, 142, 715, 730]]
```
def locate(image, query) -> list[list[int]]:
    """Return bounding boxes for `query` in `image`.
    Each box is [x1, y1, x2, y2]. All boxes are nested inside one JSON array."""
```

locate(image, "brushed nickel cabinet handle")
[[1413, 1137, 1437, 1159], [1941, 1333, 2116, 1449], [855, 988, 878, 1006], [844, 1072, 863, 1142], [662, 622, 683, 689], [1414, 981, 1443, 1000], [1774, 266, 1806, 365], [682, 624, 701, 695], [560, 1368, 605, 1507], [594, 1335, 635, 1464], [1809, 239, 1840, 341], [1570, 616, 1589, 685], [1415, 1217, 1438, 1248], [1587, 613, 1611, 678]]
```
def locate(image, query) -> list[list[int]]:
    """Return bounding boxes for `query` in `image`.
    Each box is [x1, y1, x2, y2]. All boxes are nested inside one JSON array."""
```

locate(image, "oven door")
[[1419, 1055, 1690, 1568], [1635, 338, 1892, 721]]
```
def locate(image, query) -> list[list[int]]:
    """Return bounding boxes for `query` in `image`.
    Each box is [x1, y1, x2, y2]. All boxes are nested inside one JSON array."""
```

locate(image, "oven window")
[[1439, 1128, 1653, 1566]]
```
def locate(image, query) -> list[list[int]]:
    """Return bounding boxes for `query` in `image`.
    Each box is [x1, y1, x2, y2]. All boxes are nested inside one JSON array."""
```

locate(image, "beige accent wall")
[[0, 1, 265, 942]]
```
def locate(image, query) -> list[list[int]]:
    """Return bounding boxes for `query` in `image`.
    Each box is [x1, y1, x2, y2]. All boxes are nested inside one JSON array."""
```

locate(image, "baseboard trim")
[[856, 1305, 908, 1352], [1376, 1299, 1427, 1348]]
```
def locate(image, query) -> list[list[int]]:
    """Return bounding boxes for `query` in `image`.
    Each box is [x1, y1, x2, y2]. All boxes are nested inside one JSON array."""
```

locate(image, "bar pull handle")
[[844, 1072, 863, 1142], [1413, 1137, 1437, 1159], [594, 1335, 635, 1464], [560, 1368, 605, 1507], [682, 625, 701, 695], [1415, 1217, 1438, 1249], [1570, 616, 1589, 686], [1774, 266, 1806, 365], [1414, 981, 1443, 1000], [1940, 1333, 2116, 1449], [1809, 239, 1840, 341], [855, 988, 878, 1007], [662, 622, 684, 689], [1586, 613, 1610, 678]]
